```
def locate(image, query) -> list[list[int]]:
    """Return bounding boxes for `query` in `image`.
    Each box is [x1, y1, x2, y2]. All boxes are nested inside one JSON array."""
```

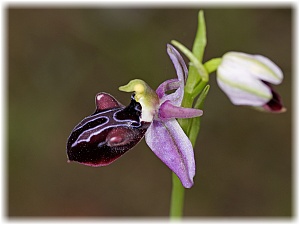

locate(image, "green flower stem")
[[170, 173, 185, 219], [170, 87, 208, 219], [169, 10, 208, 219]]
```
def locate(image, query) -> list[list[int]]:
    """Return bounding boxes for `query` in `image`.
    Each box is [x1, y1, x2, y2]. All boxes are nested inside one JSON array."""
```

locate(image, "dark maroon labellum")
[[67, 93, 150, 167]]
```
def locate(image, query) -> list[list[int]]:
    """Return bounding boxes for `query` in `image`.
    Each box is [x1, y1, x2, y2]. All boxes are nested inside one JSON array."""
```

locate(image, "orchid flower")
[[216, 52, 285, 113], [119, 44, 203, 188], [67, 44, 203, 188], [66, 10, 287, 218]]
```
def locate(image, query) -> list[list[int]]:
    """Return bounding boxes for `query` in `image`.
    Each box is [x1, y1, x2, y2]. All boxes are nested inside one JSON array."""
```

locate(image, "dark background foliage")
[[8, 7, 292, 217]]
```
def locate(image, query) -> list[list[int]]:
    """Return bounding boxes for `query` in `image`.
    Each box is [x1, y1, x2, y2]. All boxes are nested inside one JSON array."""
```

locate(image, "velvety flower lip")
[[120, 44, 203, 188], [66, 92, 150, 167], [217, 52, 285, 113]]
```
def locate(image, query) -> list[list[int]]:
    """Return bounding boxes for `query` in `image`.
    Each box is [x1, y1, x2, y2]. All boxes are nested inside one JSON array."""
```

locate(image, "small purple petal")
[[145, 119, 195, 188], [159, 100, 203, 120], [156, 79, 179, 99], [158, 81, 184, 107], [156, 78, 184, 108]]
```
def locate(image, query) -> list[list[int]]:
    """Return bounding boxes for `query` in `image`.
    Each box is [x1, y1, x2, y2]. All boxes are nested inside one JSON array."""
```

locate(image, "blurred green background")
[[8, 7, 292, 217]]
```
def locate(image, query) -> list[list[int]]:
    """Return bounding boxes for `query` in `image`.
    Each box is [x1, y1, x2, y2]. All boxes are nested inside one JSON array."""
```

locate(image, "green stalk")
[[170, 173, 185, 219], [169, 10, 208, 219]]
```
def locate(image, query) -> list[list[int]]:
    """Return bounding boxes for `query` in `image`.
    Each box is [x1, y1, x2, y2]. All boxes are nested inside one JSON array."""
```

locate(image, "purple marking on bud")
[[261, 81, 285, 113]]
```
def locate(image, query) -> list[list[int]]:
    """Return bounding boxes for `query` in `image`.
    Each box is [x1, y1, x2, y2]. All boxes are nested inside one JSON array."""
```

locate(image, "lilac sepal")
[[167, 44, 188, 83], [159, 100, 203, 120], [145, 119, 195, 188], [160, 44, 188, 107]]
